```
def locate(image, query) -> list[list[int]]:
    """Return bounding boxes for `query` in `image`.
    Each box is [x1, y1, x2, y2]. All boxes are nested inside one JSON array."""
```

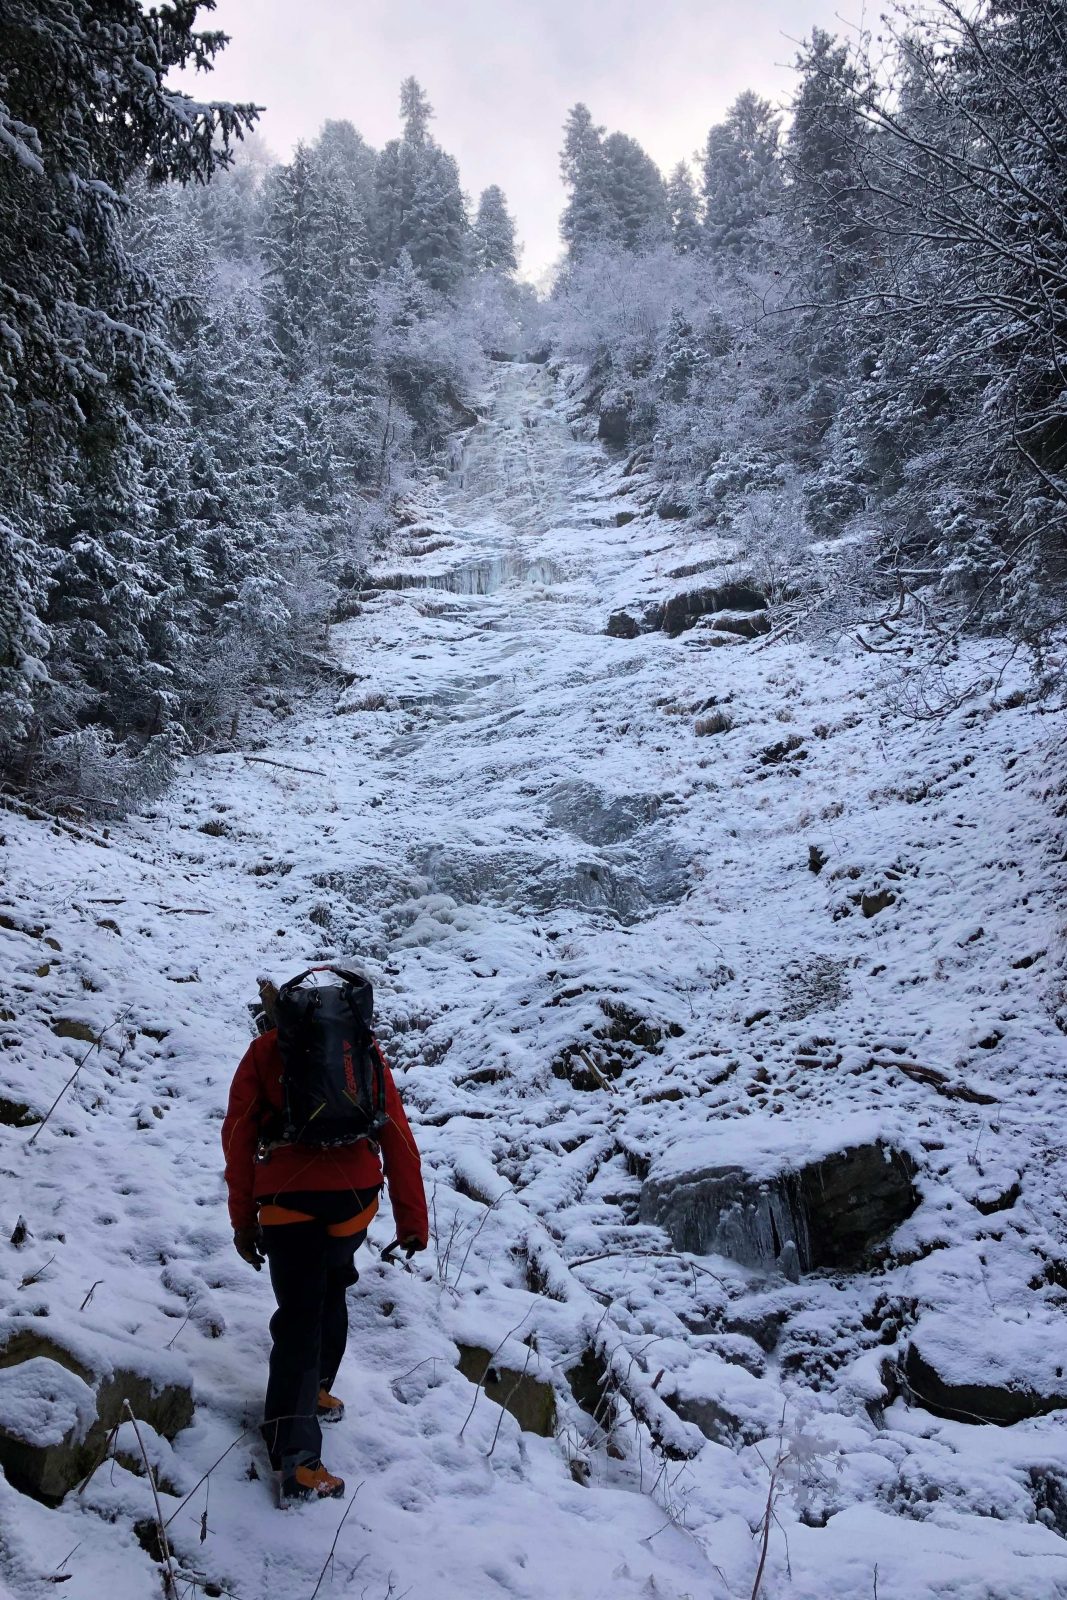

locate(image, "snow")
[[1, 362, 1067, 1597], [0, 1360, 95, 1448]]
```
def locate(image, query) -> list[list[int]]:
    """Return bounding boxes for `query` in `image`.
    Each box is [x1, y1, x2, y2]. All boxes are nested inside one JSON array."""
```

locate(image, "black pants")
[[260, 1219, 365, 1471]]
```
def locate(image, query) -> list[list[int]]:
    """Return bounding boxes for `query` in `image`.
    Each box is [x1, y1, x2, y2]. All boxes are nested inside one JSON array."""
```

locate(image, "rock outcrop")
[[0, 1325, 193, 1504], [457, 1343, 556, 1437], [640, 1138, 918, 1277], [904, 1313, 1067, 1426]]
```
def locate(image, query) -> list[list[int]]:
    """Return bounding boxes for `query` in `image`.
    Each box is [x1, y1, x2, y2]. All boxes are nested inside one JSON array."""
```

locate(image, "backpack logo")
[[342, 1038, 358, 1100]]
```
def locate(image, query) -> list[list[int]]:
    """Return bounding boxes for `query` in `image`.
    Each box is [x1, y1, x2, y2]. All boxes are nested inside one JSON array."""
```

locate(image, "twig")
[[27, 1006, 133, 1146], [574, 1046, 618, 1094], [164, 1311, 193, 1351], [76, 1421, 121, 1495], [451, 1193, 503, 1290], [79, 1280, 103, 1311], [19, 1253, 56, 1288], [458, 1309, 535, 1440], [486, 1346, 534, 1459], [242, 756, 326, 777], [121, 1402, 180, 1599], [569, 1249, 727, 1286], [308, 1486, 365, 1600]]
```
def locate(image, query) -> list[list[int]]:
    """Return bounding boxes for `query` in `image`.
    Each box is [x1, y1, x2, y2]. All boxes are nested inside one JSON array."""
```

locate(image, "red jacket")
[[222, 1030, 428, 1244]]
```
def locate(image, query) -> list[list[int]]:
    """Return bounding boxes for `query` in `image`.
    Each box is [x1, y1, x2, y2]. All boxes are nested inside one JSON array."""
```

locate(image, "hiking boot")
[[280, 1459, 345, 1505], [317, 1387, 345, 1423]]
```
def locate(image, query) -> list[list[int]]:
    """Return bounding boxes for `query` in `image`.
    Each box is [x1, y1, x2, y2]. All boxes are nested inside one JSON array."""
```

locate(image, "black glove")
[[234, 1224, 265, 1271], [382, 1237, 426, 1263]]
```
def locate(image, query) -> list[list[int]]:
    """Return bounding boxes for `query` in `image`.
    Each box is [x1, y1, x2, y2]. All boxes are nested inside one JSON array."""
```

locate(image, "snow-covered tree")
[[666, 162, 703, 255], [473, 186, 519, 273], [702, 91, 783, 264]]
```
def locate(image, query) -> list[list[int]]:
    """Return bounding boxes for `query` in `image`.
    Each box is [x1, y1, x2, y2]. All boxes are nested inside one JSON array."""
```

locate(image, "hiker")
[[222, 965, 428, 1505]]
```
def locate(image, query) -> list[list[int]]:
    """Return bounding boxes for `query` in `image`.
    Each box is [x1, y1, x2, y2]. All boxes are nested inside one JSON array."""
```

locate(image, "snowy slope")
[[2, 362, 1067, 1600]]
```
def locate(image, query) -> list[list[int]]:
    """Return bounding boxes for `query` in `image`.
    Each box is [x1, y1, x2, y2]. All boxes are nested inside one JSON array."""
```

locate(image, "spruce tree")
[[666, 162, 703, 254], [0, 0, 256, 769], [601, 133, 668, 250], [473, 186, 519, 273], [560, 104, 610, 258], [702, 91, 783, 264]]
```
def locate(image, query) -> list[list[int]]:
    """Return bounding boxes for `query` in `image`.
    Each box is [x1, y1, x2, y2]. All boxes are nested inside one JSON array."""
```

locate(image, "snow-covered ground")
[[2, 362, 1067, 1599]]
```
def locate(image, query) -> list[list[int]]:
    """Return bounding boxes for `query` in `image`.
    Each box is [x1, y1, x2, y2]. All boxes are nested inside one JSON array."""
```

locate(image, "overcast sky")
[[176, 0, 861, 282]]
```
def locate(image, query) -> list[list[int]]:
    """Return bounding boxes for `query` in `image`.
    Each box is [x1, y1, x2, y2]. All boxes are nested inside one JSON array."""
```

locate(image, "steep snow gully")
[[2, 362, 1067, 1600]]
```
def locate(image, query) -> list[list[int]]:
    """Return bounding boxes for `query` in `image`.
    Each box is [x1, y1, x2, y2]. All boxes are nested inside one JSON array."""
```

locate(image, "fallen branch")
[[28, 1006, 133, 1146], [149, 904, 212, 916], [870, 1057, 998, 1105], [308, 1484, 365, 1600], [569, 1249, 727, 1286], [121, 1402, 180, 1599], [242, 756, 326, 777], [0, 789, 111, 849], [574, 1046, 618, 1095]]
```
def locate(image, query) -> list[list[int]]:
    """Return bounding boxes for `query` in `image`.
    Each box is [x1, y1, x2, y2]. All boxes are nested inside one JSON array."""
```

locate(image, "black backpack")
[[273, 966, 389, 1148]]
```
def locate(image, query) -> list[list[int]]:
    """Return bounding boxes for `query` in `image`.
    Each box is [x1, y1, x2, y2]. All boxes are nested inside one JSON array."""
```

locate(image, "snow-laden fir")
[[1, 363, 1066, 1600]]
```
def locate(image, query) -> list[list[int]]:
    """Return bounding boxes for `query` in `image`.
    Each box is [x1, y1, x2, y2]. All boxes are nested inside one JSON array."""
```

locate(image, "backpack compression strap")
[[278, 964, 367, 994]]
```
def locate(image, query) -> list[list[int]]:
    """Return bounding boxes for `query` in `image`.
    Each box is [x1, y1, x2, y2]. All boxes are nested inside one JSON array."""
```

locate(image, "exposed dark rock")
[[566, 1346, 617, 1433], [708, 611, 772, 640], [1031, 1468, 1067, 1537], [597, 396, 631, 447], [640, 1141, 919, 1276], [50, 1018, 97, 1042], [606, 610, 641, 639], [808, 844, 829, 875], [614, 510, 636, 527], [0, 1095, 37, 1128], [904, 1332, 1067, 1426], [457, 1344, 556, 1436], [659, 582, 768, 638], [759, 734, 806, 768], [861, 889, 896, 919], [663, 1392, 746, 1446], [0, 1329, 193, 1504], [656, 498, 690, 521]]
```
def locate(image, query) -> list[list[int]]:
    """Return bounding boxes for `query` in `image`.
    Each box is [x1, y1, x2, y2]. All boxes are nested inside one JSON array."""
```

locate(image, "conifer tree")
[[0, 0, 256, 769], [473, 186, 519, 273], [601, 133, 668, 250], [702, 91, 783, 264], [666, 162, 702, 254], [373, 81, 468, 290], [560, 103, 610, 258]]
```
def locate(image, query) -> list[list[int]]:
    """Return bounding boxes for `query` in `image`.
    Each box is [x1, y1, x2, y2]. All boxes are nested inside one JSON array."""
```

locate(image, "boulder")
[[0, 1326, 193, 1503], [597, 393, 631, 448], [606, 610, 641, 640], [659, 582, 768, 638], [904, 1313, 1067, 1426], [457, 1344, 556, 1437], [640, 1135, 918, 1276]]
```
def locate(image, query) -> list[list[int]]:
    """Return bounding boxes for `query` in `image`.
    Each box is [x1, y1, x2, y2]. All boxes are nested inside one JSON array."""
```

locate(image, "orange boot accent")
[[280, 1460, 344, 1504], [317, 1387, 345, 1422]]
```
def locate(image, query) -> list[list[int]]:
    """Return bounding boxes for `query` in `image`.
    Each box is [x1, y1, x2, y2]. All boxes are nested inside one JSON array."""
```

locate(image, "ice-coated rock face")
[[640, 1140, 918, 1277], [374, 552, 564, 597], [544, 781, 660, 847]]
